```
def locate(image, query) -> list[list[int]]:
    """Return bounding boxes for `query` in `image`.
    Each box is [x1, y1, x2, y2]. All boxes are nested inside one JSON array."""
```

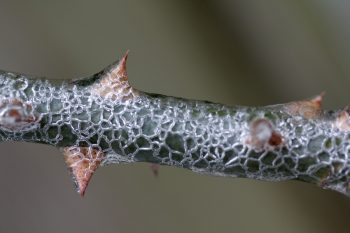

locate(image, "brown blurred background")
[[0, 1, 350, 232]]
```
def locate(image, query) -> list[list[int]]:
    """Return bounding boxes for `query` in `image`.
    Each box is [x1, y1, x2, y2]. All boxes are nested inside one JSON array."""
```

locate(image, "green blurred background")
[[0, 1, 350, 232]]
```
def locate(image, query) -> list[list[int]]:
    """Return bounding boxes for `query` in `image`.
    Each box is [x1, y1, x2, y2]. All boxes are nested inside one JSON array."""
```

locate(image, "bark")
[[0, 52, 349, 197]]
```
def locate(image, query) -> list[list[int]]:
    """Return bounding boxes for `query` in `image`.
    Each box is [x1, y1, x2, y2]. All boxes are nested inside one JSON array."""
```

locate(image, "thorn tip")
[[117, 50, 129, 78], [310, 92, 325, 107]]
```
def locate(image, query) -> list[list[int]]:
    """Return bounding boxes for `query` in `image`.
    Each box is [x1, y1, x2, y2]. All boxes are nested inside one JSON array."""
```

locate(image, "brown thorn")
[[344, 105, 350, 115], [115, 50, 129, 79], [91, 50, 139, 101], [333, 106, 350, 132], [310, 92, 324, 108], [284, 92, 324, 119], [63, 147, 104, 197]]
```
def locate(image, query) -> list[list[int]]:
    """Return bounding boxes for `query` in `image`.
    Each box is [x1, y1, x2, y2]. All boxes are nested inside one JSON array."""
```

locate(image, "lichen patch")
[[63, 146, 104, 196]]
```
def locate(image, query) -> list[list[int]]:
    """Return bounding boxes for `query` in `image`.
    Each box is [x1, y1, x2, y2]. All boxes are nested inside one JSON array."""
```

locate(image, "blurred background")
[[0, 0, 349, 232]]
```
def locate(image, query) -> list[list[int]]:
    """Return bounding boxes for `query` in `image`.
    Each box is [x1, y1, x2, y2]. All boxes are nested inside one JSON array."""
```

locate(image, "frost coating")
[[0, 56, 349, 197]]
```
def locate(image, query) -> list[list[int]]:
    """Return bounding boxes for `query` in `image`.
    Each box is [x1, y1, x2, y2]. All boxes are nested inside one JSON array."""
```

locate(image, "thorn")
[[344, 105, 350, 115], [63, 147, 104, 197], [150, 163, 160, 177], [115, 50, 129, 79], [284, 92, 324, 119], [333, 106, 350, 132], [91, 50, 139, 101], [310, 92, 325, 108]]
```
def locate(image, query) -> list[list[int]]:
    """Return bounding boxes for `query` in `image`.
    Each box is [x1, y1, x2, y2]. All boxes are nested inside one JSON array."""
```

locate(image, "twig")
[[0, 52, 349, 197]]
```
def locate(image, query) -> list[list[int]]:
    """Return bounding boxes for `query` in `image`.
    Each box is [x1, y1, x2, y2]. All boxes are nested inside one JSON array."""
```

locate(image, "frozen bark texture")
[[0, 53, 349, 197]]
